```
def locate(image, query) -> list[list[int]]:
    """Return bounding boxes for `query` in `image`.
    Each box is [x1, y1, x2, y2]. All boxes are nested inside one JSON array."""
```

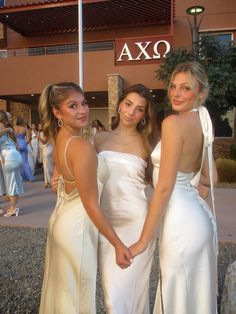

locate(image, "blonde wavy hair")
[[168, 61, 209, 107]]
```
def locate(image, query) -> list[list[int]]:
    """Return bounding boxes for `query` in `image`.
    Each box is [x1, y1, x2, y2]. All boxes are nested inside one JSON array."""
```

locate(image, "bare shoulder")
[[68, 136, 94, 152], [162, 114, 180, 131], [94, 131, 111, 150]]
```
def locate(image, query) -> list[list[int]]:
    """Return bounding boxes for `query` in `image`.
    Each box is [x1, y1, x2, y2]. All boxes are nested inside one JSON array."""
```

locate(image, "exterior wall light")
[[186, 6, 205, 58]]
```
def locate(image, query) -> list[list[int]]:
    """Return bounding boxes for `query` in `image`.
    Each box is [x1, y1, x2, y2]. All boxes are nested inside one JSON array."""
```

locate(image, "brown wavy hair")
[[38, 82, 84, 140]]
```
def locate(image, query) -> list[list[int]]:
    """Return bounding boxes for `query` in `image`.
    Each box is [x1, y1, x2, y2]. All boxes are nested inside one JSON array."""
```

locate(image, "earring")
[[58, 119, 63, 128], [118, 107, 121, 114], [141, 118, 146, 126]]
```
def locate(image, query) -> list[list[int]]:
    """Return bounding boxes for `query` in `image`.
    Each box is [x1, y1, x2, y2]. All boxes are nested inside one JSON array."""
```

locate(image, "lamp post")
[[78, 0, 83, 89], [186, 6, 205, 59]]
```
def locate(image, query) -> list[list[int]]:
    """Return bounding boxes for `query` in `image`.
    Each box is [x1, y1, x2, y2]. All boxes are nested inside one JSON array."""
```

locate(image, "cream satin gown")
[[98, 151, 156, 314], [39, 137, 98, 314], [152, 106, 218, 314]]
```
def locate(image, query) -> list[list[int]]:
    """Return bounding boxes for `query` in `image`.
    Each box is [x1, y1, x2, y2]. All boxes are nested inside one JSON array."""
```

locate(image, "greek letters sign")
[[115, 36, 173, 66]]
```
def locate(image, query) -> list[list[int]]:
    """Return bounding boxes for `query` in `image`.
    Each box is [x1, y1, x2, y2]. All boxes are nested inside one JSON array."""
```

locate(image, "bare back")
[[177, 112, 203, 173]]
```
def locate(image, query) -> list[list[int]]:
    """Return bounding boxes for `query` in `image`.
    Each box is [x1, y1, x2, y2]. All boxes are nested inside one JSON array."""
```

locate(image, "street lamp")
[[186, 5, 205, 59]]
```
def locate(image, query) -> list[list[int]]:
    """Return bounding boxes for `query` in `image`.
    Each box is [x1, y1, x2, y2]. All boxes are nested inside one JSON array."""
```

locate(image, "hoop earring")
[[141, 118, 146, 126], [118, 107, 121, 114], [58, 119, 64, 128]]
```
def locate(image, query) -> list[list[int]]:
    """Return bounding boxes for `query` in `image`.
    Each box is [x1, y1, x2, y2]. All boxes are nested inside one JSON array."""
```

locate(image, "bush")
[[230, 144, 236, 160], [216, 158, 236, 183]]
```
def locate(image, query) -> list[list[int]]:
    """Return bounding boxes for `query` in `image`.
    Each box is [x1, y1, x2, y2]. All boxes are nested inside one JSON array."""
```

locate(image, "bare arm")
[[0, 127, 13, 136], [129, 116, 183, 257], [68, 138, 132, 268]]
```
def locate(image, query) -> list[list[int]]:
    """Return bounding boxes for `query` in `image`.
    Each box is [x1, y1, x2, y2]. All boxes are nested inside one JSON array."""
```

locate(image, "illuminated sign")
[[115, 35, 173, 66]]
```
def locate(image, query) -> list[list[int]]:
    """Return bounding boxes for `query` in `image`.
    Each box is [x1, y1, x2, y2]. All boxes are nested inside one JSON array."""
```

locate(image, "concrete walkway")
[[0, 173, 235, 242]]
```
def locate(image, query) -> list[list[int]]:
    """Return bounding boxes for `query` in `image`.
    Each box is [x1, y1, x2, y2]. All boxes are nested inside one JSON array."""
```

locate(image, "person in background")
[[38, 131, 53, 188], [130, 62, 218, 314], [38, 82, 132, 314], [29, 123, 39, 175], [0, 110, 24, 217], [14, 117, 35, 182], [37, 123, 43, 168], [92, 119, 106, 133], [94, 84, 158, 313]]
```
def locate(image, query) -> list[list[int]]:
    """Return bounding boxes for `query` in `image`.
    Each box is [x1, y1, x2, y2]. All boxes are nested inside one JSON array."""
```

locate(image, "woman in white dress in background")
[[38, 82, 132, 314], [39, 132, 53, 188], [28, 123, 39, 174], [130, 62, 218, 314], [94, 84, 158, 314]]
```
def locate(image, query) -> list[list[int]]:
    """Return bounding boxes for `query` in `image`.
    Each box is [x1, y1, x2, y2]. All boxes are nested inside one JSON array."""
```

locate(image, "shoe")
[[3, 207, 20, 217]]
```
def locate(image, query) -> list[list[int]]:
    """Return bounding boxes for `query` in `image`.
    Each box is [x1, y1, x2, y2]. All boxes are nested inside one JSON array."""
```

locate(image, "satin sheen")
[[151, 115, 217, 313], [98, 151, 156, 314], [39, 177, 98, 314]]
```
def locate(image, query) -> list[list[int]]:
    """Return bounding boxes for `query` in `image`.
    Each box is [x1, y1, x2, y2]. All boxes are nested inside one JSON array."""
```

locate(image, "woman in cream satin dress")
[[38, 82, 132, 314], [95, 84, 157, 314], [130, 62, 218, 314]]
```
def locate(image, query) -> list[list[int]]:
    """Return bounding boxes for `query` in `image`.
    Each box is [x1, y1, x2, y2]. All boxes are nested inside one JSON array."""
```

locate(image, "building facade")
[[0, 0, 235, 157]]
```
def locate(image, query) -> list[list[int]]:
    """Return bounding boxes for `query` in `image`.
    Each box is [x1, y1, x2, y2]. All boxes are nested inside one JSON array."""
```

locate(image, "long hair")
[[111, 84, 158, 183], [168, 61, 209, 107], [0, 110, 17, 144], [38, 82, 84, 140]]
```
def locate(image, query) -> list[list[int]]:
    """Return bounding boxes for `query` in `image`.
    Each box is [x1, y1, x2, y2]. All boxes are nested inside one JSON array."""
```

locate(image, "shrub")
[[216, 158, 236, 183], [230, 144, 236, 160]]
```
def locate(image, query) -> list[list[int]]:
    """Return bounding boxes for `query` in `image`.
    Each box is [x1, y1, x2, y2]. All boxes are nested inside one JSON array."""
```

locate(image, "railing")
[[0, 41, 113, 58]]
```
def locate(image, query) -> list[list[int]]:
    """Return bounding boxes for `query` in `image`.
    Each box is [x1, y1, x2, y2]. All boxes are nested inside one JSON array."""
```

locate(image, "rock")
[[221, 260, 236, 314]]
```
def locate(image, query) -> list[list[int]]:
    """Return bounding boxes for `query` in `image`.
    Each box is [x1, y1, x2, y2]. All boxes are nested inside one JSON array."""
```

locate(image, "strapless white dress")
[[98, 151, 156, 314], [152, 107, 218, 314], [39, 177, 98, 314]]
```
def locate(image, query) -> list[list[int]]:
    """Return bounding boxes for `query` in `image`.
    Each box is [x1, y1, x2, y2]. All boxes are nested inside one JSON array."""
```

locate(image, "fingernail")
[[130, 258, 133, 263]]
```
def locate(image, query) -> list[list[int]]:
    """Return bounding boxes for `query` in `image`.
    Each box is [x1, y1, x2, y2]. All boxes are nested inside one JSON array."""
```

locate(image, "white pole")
[[78, 0, 83, 89]]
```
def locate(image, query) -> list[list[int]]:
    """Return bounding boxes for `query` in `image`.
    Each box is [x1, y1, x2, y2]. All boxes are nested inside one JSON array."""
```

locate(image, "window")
[[0, 0, 5, 7], [204, 32, 235, 138]]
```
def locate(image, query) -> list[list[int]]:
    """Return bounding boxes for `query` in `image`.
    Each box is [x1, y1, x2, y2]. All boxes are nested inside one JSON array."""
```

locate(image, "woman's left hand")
[[129, 240, 146, 258]]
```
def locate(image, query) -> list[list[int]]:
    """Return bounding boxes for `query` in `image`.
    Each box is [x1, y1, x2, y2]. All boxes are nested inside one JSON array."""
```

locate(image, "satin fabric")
[[0, 133, 23, 196], [98, 151, 156, 314], [39, 176, 98, 314], [152, 107, 217, 314]]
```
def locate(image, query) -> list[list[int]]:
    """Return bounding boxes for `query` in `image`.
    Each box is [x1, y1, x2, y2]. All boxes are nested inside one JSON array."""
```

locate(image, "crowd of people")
[[36, 61, 218, 314], [0, 115, 54, 217]]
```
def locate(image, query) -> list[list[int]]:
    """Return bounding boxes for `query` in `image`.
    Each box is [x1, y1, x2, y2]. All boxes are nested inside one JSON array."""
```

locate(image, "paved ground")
[[0, 172, 235, 242]]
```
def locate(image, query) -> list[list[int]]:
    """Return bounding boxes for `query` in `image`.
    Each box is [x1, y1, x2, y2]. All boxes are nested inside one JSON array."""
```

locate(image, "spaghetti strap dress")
[[98, 151, 156, 314], [39, 137, 98, 314], [152, 106, 218, 314], [0, 133, 23, 196]]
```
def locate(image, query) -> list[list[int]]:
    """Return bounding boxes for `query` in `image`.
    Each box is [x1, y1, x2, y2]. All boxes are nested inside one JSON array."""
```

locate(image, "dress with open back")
[[152, 106, 217, 314], [39, 136, 98, 314]]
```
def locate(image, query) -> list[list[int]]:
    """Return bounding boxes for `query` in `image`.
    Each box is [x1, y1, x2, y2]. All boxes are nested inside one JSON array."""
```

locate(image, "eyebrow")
[[125, 98, 146, 108]]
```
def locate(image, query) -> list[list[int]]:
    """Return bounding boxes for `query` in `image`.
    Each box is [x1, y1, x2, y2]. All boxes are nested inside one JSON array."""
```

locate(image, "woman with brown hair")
[[38, 82, 132, 313], [95, 84, 158, 313], [0, 110, 23, 217]]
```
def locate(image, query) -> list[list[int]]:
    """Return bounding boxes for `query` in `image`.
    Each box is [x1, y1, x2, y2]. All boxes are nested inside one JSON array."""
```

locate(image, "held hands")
[[197, 183, 209, 199], [129, 240, 147, 259], [115, 243, 133, 269]]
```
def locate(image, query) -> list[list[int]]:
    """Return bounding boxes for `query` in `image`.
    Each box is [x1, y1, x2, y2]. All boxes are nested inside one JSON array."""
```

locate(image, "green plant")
[[230, 144, 236, 160], [216, 158, 236, 182]]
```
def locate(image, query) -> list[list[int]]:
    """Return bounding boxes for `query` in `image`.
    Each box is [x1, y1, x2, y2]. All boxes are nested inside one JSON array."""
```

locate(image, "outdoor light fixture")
[[186, 5, 205, 58]]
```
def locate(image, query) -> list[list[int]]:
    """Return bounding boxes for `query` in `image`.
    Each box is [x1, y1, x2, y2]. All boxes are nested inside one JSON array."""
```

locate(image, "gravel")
[[0, 226, 235, 314]]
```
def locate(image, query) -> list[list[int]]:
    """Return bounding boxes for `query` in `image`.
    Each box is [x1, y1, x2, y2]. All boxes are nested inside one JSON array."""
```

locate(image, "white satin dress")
[[39, 137, 98, 314], [152, 107, 218, 314], [98, 151, 156, 314]]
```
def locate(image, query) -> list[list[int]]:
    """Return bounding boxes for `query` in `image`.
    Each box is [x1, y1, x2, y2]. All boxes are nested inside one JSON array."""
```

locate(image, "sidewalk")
[[0, 173, 235, 242]]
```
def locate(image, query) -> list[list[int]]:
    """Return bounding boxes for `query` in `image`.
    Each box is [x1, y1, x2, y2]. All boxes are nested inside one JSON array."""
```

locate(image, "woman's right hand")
[[114, 243, 133, 269], [51, 175, 59, 193]]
